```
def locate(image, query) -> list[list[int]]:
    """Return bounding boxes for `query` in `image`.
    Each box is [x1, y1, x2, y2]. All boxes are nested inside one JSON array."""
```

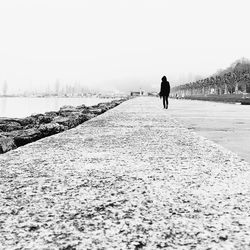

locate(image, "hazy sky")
[[0, 0, 250, 93]]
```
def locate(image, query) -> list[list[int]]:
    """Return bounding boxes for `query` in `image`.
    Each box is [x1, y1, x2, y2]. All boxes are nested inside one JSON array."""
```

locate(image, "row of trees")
[[172, 59, 250, 97]]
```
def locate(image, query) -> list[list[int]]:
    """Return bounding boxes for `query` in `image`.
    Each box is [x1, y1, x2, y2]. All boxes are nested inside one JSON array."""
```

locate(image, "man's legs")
[[166, 96, 168, 109], [163, 96, 166, 108]]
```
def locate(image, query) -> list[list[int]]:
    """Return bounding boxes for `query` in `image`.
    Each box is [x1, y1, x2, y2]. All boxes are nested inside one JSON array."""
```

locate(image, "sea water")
[[0, 97, 115, 118]]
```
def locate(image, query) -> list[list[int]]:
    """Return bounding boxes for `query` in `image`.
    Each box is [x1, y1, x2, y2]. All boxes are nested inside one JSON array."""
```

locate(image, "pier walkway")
[[167, 98, 250, 163], [1, 97, 250, 249]]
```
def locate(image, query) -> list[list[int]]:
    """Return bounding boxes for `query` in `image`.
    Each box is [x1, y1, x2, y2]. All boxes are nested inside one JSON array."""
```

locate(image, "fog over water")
[[0, 97, 113, 118], [0, 0, 250, 94]]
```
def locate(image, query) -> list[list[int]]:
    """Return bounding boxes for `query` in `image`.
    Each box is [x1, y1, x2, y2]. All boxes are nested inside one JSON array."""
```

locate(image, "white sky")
[[0, 0, 250, 93]]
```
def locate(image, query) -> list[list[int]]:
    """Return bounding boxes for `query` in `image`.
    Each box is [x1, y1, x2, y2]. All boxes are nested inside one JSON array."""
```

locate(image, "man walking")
[[159, 76, 170, 109]]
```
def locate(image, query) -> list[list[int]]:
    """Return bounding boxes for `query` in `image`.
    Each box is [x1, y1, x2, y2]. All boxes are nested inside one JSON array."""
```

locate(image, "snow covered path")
[[1, 97, 250, 249]]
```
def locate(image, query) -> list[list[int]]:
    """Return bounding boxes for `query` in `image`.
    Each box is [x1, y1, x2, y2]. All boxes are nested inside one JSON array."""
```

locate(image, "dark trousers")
[[163, 96, 168, 108]]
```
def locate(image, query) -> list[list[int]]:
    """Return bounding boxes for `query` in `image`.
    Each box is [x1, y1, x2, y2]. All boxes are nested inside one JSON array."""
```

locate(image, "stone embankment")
[[0, 98, 127, 154], [1, 97, 250, 249]]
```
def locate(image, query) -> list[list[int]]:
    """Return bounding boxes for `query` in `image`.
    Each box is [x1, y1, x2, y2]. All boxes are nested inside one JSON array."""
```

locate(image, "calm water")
[[0, 97, 114, 118]]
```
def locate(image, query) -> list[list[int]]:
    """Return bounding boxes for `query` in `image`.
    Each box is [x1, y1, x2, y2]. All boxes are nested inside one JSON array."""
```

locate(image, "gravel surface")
[[1, 97, 250, 250]]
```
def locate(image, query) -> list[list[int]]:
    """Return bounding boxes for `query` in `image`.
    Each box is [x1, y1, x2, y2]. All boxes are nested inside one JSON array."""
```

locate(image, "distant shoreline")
[[0, 95, 127, 99], [0, 96, 128, 118]]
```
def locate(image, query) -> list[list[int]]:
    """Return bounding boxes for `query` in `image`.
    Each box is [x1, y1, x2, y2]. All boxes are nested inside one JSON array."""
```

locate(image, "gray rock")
[[31, 114, 53, 124], [0, 121, 22, 132], [18, 116, 37, 127], [52, 113, 91, 129], [52, 117, 72, 127], [52, 116, 79, 129], [59, 111, 81, 117], [38, 123, 65, 136], [39, 115, 53, 124], [44, 111, 59, 117], [76, 104, 87, 110], [0, 136, 16, 153], [59, 105, 82, 118], [80, 109, 92, 114], [81, 113, 96, 120], [88, 108, 104, 115], [59, 105, 78, 112], [13, 128, 42, 147], [97, 103, 109, 111]]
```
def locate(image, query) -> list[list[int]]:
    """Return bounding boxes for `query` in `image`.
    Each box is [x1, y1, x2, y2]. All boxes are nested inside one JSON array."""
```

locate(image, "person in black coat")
[[159, 76, 170, 109]]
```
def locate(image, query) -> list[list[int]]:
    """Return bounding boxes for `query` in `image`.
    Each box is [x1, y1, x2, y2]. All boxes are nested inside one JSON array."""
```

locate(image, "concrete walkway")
[[1, 97, 250, 249], [167, 98, 250, 163]]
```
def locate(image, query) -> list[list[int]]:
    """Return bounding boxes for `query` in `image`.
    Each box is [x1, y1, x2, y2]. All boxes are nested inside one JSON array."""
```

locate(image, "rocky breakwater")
[[0, 98, 127, 154]]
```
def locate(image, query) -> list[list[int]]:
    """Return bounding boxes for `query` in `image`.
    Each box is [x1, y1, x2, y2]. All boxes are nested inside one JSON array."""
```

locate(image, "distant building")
[[130, 89, 145, 96], [130, 91, 141, 96]]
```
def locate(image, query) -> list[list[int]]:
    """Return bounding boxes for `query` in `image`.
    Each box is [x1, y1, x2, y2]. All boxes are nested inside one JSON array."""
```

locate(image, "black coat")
[[160, 80, 170, 97]]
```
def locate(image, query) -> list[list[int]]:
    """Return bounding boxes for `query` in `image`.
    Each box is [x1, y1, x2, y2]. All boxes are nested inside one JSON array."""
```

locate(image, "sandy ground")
[[1, 97, 250, 249], [167, 98, 250, 163]]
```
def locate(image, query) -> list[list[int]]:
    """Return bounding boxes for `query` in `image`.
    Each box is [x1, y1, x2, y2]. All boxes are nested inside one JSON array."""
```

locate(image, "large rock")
[[18, 116, 37, 127], [13, 128, 42, 147], [31, 114, 53, 124], [80, 108, 91, 114], [59, 105, 78, 112], [39, 115, 53, 124], [97, 103, 109, 112], [45, 111, 59, 117], [38, 123, 65, 136], [76, 104, 87, 110], [59, 106, 78, 116], [52, 117, 75, 129], [0, 136, 16, 153], [52, 113, 92, 129], [88, 108, 105, 115], [81, 113, 96, 120], [59, 111, 81, 118], [59, 106, 82, 118], [78, 113, 96, 124], [0, 121, 22, 132]]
